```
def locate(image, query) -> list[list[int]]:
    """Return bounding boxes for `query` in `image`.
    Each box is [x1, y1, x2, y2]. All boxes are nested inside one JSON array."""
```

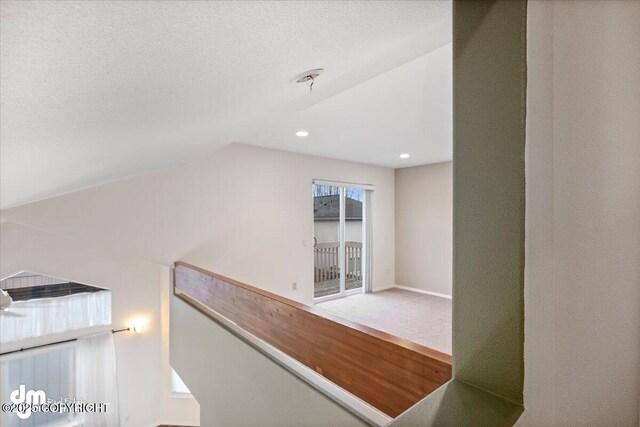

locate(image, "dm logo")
[[10, 384, 46, 419]]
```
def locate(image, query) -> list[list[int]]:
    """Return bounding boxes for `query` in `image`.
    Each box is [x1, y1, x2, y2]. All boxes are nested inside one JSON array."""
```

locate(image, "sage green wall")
[[452, 0, 526, 404], [393, 5, 527, 422]]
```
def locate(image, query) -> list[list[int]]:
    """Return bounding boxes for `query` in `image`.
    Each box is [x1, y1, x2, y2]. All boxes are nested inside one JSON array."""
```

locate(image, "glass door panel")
[[345, 187, 364, 292], [313, 184, 342, 298]]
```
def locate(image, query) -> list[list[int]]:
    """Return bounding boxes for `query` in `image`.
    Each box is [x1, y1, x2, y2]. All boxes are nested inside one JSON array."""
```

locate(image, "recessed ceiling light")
[[399, 153, 410, 159], [296, 130, 309, 137]]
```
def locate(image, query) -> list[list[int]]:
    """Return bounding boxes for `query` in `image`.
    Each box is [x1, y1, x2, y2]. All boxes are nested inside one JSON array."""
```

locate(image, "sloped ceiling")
[[242, 43, 451, 168], [0, 1, 451, 210]]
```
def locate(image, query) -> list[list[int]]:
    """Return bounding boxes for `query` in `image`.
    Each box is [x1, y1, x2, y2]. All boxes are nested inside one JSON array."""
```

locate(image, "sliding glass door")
[[313, 183, 367, 301], [344, 187, 364, 293], [313, 184, 342, 299]]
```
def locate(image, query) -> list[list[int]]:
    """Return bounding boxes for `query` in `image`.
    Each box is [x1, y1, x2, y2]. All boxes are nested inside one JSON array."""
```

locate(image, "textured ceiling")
[[0, 1, 451, 209]]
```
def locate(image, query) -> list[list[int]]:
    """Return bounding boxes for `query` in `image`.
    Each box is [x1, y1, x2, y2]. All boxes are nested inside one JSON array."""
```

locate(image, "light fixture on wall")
[[126, 318, 147, 334], [296, 130, 309, 137], [399, 153, 410, 159], [131, 319, 146, 333]]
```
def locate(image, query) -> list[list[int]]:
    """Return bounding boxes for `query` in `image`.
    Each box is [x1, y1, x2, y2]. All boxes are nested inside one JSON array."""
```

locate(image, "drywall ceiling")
[[0, 0, 451, 209], [242, 43, 452, 168]]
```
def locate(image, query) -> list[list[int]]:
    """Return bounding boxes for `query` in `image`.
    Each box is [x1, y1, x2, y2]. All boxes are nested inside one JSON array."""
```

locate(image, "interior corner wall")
[[0, 222, 200, 427], [394, 162, 452, 296], [452, 0, 526, 405], [522, 1, 640, 426]]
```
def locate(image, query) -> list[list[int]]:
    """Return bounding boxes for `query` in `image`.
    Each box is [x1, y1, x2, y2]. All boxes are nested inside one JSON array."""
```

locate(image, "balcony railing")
[[313, 241, 362, 282]]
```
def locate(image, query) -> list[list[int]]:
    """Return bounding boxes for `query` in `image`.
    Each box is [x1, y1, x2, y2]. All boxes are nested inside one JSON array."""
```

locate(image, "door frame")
[[312, 181, 372, 303]]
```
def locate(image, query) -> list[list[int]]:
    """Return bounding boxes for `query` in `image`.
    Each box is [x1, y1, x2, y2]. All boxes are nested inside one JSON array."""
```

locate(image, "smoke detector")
[[292, 69, 324, 92]]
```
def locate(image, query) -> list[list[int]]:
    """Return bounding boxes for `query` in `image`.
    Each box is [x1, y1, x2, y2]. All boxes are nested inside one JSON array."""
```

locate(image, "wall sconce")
[[113, 318, 148, 335], [130, 318, 147, 334]]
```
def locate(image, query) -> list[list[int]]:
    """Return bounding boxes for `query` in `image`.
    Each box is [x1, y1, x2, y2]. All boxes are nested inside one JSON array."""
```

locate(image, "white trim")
[[339, 187, 346, 295], [314, 287, 363, 305], [363, 189, 373, 293], [312, 179, 375, 191], [175, 290, 392, 426], [392, 285, 452, 299], [372, 284, 396, 292], [344, 287, 363, 297], [169, 392, 195, 399], [313, 292, 345, 304]]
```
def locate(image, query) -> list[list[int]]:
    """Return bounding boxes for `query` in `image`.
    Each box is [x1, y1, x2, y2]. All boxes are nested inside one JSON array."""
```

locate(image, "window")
[[170, 368, 191, 396], [1, 346, 77, 427]]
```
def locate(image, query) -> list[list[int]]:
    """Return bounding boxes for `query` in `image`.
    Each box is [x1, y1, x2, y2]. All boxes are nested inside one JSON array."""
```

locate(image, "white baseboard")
[[372, 284, 396, 292], [391, 285, 452, 299], [149, 422, 196, 427]]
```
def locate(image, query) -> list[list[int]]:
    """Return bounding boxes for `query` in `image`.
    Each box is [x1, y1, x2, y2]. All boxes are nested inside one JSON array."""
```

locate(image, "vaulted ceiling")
[[242, 43, 451, 169], [1, 1, 451, 209]]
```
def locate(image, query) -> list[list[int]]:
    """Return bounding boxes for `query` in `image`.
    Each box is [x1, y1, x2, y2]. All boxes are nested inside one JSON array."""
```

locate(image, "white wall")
[[0, 143, 395, 424], [171, 293, 367, 427], [521, 1, 640, 426], [394, 162, 452, 296], [0, 222, 200, 427], [176, 145, 395, 304], [2, 144, 396, 305]]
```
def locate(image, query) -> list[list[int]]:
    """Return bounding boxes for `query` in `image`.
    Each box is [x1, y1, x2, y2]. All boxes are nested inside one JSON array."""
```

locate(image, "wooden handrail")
[[173, 261, 451, 418]]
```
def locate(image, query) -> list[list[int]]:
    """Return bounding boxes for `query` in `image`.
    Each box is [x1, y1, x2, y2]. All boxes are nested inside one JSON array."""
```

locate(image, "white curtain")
[[0, 291, 112, 344], [1, 346, 76, 427], [75, 332, 120, 426]]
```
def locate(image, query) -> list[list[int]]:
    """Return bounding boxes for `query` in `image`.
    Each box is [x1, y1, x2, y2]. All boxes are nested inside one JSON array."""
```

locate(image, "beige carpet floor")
[[316, 288, 452, 354]]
